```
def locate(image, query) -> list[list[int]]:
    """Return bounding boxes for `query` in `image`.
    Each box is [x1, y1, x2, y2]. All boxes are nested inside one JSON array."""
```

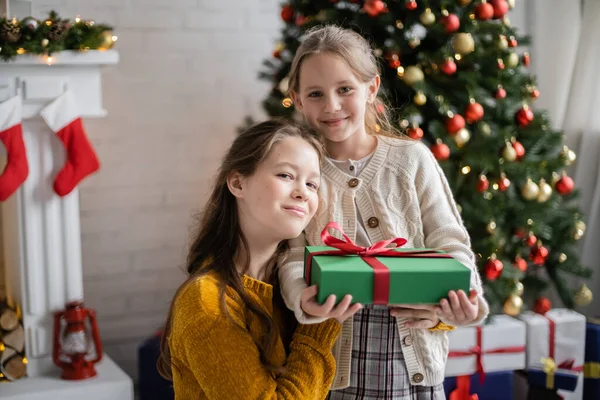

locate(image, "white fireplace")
[[0, 47, 133, 399]]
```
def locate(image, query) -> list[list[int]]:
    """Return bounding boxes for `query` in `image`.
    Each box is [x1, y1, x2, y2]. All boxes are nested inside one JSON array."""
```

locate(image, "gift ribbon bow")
[[304, 222, 452, 304], [449, 375, 479, 400], [448, 325, 526, 383], [584, 362, 600, 379], [541, 357, 557, 389]]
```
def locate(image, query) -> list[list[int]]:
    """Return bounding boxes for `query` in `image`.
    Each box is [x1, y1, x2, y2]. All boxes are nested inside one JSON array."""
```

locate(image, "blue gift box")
[[584, 320, 600, 400], [138, 332, 174, 400], [443, 371, 514, 400], [527, 365, 578, 392]]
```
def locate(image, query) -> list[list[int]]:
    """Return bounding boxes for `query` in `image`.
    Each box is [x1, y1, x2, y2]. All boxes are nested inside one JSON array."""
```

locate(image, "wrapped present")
[[528, 358, 579, 391], [304, 222, 471, 304], [519, 309, 586, 400], [584, 318, 600, 400], [445, 315, 526, 378], [443, 371, 514, 400]]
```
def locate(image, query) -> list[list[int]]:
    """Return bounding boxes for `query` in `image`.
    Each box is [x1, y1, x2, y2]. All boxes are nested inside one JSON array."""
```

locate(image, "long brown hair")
[[288, 25, 403, 138], [157, 119, 323, 380]]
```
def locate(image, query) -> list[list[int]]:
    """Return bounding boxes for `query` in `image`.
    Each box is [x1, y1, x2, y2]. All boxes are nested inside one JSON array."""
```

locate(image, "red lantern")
[[53, 301, 103, 380], [431, 141, 450, 160], [441, 14, 460, 33], [534, 297, 552, 315]]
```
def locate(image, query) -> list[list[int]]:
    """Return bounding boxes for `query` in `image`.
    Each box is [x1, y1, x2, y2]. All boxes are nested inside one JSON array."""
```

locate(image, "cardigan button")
[[412, 373, 424, 383], [348, 178, 359, 188], [367, 217, 379, 228], [403, 335, 412, 346]]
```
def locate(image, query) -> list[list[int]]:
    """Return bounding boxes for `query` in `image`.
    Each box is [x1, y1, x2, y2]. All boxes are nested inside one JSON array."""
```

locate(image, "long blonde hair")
[[288, 25, 402, 138]]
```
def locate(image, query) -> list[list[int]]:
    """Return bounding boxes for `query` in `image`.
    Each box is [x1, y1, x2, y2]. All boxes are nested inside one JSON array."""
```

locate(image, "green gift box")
[[304, 245, 472, 305]]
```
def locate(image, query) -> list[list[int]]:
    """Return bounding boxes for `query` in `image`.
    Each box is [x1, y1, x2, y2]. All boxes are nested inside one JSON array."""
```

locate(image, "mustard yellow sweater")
[[168, 272, 342, 399]]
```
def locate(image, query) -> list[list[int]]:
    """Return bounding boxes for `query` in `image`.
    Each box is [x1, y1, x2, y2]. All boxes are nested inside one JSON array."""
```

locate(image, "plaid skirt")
[[327, 305, 446, 400]]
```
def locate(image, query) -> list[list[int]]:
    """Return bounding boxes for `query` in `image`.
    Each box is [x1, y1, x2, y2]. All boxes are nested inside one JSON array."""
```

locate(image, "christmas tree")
[[254, 0, 592, 315]]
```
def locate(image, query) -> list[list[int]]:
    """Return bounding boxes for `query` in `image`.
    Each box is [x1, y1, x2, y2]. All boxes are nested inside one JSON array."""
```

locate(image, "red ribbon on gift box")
[[449, 375, 479, 400], [545, 316, 583, 373], [304, 222, 452, 304], [448, 325, 526, 383]]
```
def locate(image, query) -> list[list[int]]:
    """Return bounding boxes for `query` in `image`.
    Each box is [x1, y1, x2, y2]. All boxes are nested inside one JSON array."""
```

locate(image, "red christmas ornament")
[[431, 141, 450, 160], [490, 0, 509, 19], [485, 257, 504, 281], [498, 174, 511, 191], [531, 89, 540, 99], [497, 59, 505, 70], [495, 86, 507, 99], [465, 102, 484, 123], [522, 52, 531, 66], [389, 58, 401, 69], [513, 255, 528, 272], [534, 297, 552, 315], [508, 36, 518, 47], [441, 14, 460, 33], [475, 3, 495, 20], [514, 228, 527, 239], [445, 114, 465, 134], [295, 15, 309, 26], [515, 106, 534, 128], [364, 0, 387, 17], [281, 5, 294, 22], [273, 49, 281, 59], [530, 244, 549, 265], [407, 126, 424, 140], [477, 175, 489, 192], [525, 233, 537, 247], [555, 174, 574, 195], [441, 58, 457, 75], [511, 140, 525, 160], [406, 0, 418, 11]]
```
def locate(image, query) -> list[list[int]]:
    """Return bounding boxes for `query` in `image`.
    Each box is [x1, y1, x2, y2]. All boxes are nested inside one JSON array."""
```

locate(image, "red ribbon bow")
[[304, 222, 451, 304], [449, 376, 479, 400], [448, 326, 526, 383]]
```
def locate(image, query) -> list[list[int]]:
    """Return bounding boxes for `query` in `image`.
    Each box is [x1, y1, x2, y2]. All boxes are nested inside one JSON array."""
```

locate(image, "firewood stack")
[[0, 299, 26, 381]]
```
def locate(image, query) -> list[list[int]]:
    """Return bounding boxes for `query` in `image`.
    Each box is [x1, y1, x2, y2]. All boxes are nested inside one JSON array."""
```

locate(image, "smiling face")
[[232, 136, 321, 243], [291, 52, 380, 154]]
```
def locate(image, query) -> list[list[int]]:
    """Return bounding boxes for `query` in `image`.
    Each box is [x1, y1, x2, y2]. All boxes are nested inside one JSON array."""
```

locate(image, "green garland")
[[0, 10, 115, 62]]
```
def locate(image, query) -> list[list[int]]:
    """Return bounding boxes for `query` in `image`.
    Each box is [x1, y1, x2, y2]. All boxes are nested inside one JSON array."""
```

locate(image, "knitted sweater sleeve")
[[279, 233, 328, 324], [412, 143, 489, 324], [170, 283, 342, 399]]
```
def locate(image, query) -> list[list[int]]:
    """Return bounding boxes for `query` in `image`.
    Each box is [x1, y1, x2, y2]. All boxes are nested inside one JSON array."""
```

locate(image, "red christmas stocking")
[[40, 90, 100, 196], [0, 95, 29, 201]]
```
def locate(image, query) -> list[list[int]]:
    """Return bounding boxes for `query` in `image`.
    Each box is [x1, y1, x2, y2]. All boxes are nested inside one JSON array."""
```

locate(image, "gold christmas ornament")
[[513, 281, 524, 296], [502, 142, 517, 161], [409, 37, 421, 48], [41, 38, 49, 47], [508, 0, 516, 8], [506, 52, 519, 68], [452, 33, 475, 55], [98, 30, 116, 50], [558, 253, 567, 263], [537, 178, 553, 203], [414, 91, 427, 105], [498, 35, 508, 50], [420, 8, 436, 26], [574, 220, 586, 240], [402, 66, 425, 86], [503, 294, 523, 316], [561, 145, 577, 166], [574, 284, 593, 307], [480, 122, 491, 136], [454, 128, 471, 148], [521, 178, 540, 200]]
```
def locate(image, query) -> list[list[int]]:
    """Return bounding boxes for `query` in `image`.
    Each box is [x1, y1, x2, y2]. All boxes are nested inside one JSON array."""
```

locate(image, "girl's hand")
[[300, 285, 363, 324], [389, 304, 440, 328], [437, 290, 479, 326]]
